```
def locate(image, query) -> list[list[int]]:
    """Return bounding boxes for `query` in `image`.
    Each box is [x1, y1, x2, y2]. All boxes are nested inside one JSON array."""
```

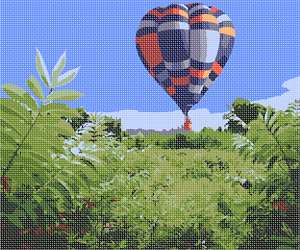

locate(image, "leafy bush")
[[68, 107, 90, 131], [123, 132, 147, 150], [224, 98, 266, 134], [66, 148, 268, 249], [144, 128, 234, 150], [0, 50, 97, 248], [1, 51, 299, 249], [286, 99, 300, 116], [234, 107, 300, 248], [100, 116, 122, 141]]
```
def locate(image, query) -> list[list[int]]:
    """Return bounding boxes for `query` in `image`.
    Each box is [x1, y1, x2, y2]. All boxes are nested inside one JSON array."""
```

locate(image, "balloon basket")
[[183, 116, 192, 131]]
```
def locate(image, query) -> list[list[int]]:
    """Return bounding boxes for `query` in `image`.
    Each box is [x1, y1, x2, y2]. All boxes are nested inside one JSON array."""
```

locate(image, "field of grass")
[[1, 51, 299, 249], [76, 148, 268, 249], [119, 148, 266, 187]]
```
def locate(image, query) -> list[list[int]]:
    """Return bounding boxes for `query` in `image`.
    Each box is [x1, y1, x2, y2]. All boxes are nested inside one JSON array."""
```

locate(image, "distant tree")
[[173, 133, 188, 149], [286, 99, 300, 116], [134, 132, 145, 149], [122, 131, 129, 138], [224, 119, 246, 134], [102, 116, 122, 141], [232, 98, 266, 123], [68, 107, 90, 131], [217, 126, 222, 132], [224, 98, 267, 134]]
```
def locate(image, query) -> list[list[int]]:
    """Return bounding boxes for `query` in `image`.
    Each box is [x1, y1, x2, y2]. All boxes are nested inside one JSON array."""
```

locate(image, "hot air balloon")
[[136, 3, 236, 131]]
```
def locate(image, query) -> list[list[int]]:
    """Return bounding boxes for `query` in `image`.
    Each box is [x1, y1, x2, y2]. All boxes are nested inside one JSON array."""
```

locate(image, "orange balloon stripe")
[[210, 6, 219, 13], [171, 76, 190, 86], [136, 33, 163, 70], [219, 27, 236, 37], [189, 68, 211, 79], [190, 14, 218, 25], [149, 9, 164, 17], [167, 86, 176, 96], [149, 8, 188, 19], [212, 62, 223, 75], [165, 8, 189, 19]]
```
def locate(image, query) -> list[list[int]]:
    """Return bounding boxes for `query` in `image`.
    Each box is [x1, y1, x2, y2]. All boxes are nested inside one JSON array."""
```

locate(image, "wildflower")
[[104, 223, 113, 229], [1, 176, 9, 193], [272, 200, 288, 212], [56, 224, 70, 233]]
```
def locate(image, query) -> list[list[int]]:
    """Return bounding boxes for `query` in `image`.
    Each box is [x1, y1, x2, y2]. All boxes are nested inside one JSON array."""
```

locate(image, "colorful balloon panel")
[[136, 3, 235, 115]]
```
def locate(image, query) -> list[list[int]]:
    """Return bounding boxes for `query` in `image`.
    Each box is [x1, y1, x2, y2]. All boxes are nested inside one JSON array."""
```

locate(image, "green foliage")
[[2, 83, 38, 112], [26, 75, 44, 100], [63, 113, 126, 188], [232, 98, 266, 124], [36, 49, 80, 89], [1, 50, 87, 231], [36, 49, 50, 87], [68, 107, 90, 131], [73, 148, 267, 249], [235, 107, 300, 167], [224, 98, 267, 133], [46, 89, 82, 101], [2, 51, 299, 249], [234, 106, 300, 248], [100, 115, 122, 141], [54, 67, 80, 88], [286, 99, 300, 116], [142, 128, 234, 150], [124, 132, 146, 149], [51, 51, 66, 86]]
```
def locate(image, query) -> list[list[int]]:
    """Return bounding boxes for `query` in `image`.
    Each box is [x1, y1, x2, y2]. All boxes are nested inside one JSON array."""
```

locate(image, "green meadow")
[[1, 51, 299, 249]]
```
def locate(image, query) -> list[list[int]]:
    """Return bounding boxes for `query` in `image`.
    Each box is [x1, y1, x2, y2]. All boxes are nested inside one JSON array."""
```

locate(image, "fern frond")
[[245, 108, 300, 166], [233, 134, 254, 159]]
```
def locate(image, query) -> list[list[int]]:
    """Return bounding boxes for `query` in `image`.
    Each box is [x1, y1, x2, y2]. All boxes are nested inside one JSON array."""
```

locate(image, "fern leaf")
[[267, 112, 279, 131], [54, 67, 80, 87], [50, 179, 74, 209], [2, 84, 37, 113], [0, 99, 33, 123], [245, 110, 300, 166], [36, 49, 51, 87], [26, 75, 44, 100], [40, 103, 78, 116], [46, 90, 82, 101], [51, 51, 66, 86]]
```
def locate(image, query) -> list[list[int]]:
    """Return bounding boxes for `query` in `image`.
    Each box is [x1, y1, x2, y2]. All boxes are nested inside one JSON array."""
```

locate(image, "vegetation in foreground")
[[1, 51, 299, 249]]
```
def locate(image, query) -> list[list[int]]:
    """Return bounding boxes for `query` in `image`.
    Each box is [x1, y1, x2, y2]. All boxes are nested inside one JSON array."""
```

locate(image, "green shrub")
[[100, 116, 122, 141], [234, 107, 300, 248], [2, 51, 299, 249], [144, 128, 234, 150], [224, 98, 267, 134], [69, 148, 268, 249], [0, 50, 113, 249], [68, 107, 90, 131]]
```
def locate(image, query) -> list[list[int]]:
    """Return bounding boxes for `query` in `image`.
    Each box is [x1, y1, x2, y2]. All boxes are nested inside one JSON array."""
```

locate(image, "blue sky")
[[1, 0, 299, 116]]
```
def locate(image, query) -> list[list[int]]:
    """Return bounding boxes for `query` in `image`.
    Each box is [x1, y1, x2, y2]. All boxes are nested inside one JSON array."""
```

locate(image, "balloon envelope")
[[136, 3, 235, 115]]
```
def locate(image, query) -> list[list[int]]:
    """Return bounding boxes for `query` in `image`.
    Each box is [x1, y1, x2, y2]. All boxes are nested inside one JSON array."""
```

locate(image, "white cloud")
[[254, 76, 300, 110], [99, 76, 300, 131]]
